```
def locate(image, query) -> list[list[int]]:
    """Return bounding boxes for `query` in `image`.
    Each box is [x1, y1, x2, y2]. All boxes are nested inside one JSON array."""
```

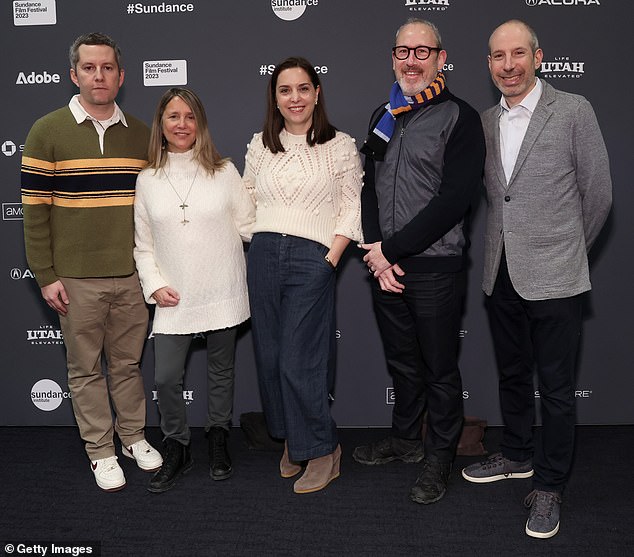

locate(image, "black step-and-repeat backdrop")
[[1, 0, 631, 427]]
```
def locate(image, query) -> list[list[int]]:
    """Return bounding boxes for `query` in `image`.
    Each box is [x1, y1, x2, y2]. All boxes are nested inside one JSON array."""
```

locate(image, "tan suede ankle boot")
[[293, 444, 341, 494], [280, 441, 302, 478]]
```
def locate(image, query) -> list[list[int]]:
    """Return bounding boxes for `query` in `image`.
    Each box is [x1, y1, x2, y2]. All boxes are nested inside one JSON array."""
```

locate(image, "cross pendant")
[[179, 202, 189, 225]]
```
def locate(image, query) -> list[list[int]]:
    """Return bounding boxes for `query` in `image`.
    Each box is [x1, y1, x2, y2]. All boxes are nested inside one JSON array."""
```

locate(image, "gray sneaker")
[[461, 452, 533, 483], [524, 490, 562, 539], [352, 436, 424, 465]]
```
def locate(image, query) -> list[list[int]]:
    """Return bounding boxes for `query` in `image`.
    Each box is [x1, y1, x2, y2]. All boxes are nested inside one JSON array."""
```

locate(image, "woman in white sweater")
[[134, 88, 254, 493], [243, 57, 363, 494]]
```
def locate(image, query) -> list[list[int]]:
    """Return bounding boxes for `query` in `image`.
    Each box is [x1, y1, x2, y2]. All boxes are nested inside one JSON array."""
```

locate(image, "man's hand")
[[151, 286, 180, 307], [360, 241, 391, 277], [377, 264, 406, 293], [41, 280, 70, 315]]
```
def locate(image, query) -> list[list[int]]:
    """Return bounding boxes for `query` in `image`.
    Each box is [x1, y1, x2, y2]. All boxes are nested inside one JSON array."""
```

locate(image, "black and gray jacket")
[[361, 88, 485, 273]]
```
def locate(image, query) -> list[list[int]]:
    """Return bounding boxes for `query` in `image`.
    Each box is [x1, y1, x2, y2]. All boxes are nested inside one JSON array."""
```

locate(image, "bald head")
[[489, 19, 539, 55]]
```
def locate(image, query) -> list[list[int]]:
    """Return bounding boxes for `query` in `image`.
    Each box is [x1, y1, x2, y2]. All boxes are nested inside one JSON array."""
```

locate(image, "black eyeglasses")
[[392, 45, 441, 61]]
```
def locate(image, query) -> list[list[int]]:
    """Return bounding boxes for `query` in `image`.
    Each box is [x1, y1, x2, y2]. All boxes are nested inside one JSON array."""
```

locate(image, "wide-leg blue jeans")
[[247, 232, 338, 461]]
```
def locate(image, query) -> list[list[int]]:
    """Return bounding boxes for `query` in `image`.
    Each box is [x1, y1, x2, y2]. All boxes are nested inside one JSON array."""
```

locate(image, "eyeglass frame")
[[392, 45, 442, 61]]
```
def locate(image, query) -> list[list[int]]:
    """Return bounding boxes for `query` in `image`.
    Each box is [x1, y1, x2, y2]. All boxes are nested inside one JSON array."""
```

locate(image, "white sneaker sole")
[[95, 478, 126, 492], [461, 468, 534, 483], [526, 520, 560, 539]]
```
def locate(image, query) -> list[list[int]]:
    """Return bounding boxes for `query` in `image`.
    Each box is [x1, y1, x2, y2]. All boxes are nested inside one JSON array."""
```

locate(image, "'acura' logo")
[[10, 268, 34, 279], [526, 0, 538, 5]]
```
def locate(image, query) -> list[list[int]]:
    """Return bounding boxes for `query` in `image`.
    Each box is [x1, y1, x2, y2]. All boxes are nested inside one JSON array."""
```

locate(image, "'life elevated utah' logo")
[[540, 57, 585, 79]]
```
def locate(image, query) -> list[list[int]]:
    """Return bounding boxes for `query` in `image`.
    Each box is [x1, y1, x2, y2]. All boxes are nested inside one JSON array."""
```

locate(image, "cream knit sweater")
[[134, 150, 255, 335], [243, 129, 363, 246]]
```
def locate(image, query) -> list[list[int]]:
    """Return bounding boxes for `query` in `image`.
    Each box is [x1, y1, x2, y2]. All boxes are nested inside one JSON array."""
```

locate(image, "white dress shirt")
[[498, 78, 542, 183]]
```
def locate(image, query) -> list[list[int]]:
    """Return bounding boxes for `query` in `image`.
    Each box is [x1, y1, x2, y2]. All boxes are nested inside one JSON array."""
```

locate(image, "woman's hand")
[[151, 286, 181, 307], [326, 234, 352, 269]]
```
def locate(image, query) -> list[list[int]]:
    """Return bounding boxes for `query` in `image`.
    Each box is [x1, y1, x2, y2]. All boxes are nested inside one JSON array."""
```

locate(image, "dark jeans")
[[154, 327, 237, 446], [486, 252, 581, 492], [372, 270, 466, 463], [247, 233, 337, 461]]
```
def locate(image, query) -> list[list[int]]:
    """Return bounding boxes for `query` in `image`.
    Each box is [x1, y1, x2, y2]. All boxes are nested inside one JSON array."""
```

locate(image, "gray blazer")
[[481, 81, 612, 300]]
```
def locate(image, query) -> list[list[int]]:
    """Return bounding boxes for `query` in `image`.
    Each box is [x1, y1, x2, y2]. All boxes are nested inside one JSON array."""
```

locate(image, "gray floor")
[[1, 425, 632, 556]]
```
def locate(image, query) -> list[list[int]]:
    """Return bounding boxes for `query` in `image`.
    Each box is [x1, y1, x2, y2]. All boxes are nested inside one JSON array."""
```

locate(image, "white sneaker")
[[122, 438, 163, 472], [91, 456, 126, 492]]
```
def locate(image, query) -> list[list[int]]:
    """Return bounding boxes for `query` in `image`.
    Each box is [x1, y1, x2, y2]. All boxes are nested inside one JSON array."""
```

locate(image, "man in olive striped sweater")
[[21, 32, 161, 492]]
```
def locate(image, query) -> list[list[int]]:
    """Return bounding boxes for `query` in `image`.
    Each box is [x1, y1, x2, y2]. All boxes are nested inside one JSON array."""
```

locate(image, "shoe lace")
[[164, 440, 181, 460], [376, 437, 393, 451], [524, 490, 562, 518], [130, 439, 152, 455], [481, 453, 505, 469], [422, 458, 440, 474], [418, 458, 448, 486], [101, 456, 119, 472], [211, 429, 227, 459]]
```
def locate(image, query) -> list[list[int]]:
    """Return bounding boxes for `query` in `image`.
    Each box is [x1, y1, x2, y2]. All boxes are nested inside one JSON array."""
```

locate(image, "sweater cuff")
[[35, 268, 59, 289], [381, 239, 398, 265], [140, 275, 168, 304]]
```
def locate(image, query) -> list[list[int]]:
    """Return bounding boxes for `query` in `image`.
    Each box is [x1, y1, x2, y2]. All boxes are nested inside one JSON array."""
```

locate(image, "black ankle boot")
[[147, 438, 193, 493], [208, 426, 233, 481]]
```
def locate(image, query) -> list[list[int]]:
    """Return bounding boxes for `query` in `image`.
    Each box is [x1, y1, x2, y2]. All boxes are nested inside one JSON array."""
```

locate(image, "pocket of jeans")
[[313, 242, 335, 271]]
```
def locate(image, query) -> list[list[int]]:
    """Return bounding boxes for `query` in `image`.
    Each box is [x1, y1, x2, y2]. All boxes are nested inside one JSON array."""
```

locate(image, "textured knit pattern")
[[21, 106, 149, 287], [134, 151, 255, 334], [243, 130, 363, 246]]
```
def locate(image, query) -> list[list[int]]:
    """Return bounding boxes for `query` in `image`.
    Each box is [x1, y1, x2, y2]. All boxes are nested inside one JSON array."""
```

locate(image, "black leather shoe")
[[409, 455, 451, 505], [147, 438, 193, 493], [209, 426, 233, 481]]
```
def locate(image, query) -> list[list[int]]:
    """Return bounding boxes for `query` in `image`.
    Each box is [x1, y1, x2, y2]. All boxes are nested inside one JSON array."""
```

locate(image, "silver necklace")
[[162, 164, 199, 225]]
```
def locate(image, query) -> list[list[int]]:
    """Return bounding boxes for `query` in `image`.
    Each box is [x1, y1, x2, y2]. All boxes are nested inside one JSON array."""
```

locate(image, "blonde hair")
[[147, 87, 228, 174]]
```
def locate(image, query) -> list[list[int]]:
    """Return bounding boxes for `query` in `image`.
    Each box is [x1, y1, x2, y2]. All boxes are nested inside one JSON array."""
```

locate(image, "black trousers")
[[372, 270, 466, 463], [486, 252, 581, 492]]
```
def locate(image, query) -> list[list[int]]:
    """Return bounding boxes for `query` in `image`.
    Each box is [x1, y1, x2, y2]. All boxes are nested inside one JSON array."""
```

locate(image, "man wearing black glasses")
[[356, 18, 485, 505]]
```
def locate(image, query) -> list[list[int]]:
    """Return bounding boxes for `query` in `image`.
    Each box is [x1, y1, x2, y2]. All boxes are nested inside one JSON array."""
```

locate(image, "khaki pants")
[[59, 273, 149, 460]]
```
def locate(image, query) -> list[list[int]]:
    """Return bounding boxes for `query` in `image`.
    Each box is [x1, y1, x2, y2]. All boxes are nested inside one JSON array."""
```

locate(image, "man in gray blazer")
[[462, 20, 612, 539]]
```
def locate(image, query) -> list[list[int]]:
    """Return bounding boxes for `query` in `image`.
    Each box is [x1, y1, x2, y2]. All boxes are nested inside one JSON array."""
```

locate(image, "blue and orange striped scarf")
[[362, 71, 446, 160]]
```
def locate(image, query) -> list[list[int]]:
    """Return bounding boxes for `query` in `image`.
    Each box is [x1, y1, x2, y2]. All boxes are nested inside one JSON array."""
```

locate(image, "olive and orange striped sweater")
[[21, 106, 149, 287]]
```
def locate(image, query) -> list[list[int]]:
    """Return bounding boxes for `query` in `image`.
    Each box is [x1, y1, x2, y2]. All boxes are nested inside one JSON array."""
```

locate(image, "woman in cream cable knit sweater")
[[244, 57, 363, 494], [134, 88, 254, 492]]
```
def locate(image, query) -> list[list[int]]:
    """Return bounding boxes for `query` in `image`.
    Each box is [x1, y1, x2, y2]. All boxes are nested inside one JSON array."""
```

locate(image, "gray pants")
[[154, 327, 237, 445]]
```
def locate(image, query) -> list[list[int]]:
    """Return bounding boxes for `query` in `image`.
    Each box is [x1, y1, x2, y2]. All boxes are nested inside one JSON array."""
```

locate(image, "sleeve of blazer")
[[573, 99, 612, 250]]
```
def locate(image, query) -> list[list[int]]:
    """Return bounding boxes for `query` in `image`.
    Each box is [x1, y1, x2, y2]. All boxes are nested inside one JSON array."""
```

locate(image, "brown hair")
[[262, 57, 336, 154], [69, 32, 122, 71], [147, 87, 228, 175]]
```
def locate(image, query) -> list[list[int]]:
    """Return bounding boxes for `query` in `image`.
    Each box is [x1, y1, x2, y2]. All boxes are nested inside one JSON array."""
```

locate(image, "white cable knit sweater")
[[243, 129, 363, 246], [134, 150, 255, 334]]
